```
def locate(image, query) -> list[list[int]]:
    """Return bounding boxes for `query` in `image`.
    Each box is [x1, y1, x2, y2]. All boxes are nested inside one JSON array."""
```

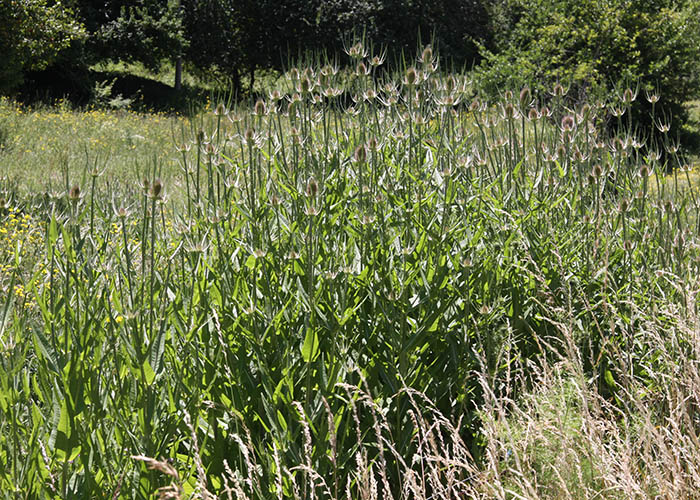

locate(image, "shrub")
[[0, 0, 85, 94], [474, 0, 700, 151]]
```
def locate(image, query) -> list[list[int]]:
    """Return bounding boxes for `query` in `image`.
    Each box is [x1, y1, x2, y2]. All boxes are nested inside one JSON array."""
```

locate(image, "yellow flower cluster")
[[0, 207, 44, 310]]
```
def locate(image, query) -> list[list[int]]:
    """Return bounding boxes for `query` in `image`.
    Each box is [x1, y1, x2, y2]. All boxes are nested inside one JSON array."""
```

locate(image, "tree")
[[0, 0, 85, 94], [475, 0, 700, 142]]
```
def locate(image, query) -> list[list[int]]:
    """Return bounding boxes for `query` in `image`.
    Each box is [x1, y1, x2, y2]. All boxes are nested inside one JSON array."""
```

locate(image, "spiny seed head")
[[370, 54, 385, 67], [354, 144, 366, 163], [150, 178, 163, 199], [356, 61, 368, 76], [214, 102, 227, 116], [306, 177, 318, 198], [269, 89, 282, 101], [244, 127, 255, 143], [142, 178, 150, 193], [445, 75, 456, 93], [528, 107, 539, 121], [347, 42, 366, 59], [640, 164, 651, 177], [469, 99, 480, 112], [665, 200, 674, 213], [593, 164, 603, 178], [69, 184, 80, 201], [619, 199, 629, 212], [622, 88, 635, 104], [196, 130, 206, 143], [646, 90, 659, 104], [405, 67, 418, 86], [300, 76, 311, 94], [553, 83, 565, 97], [519, 86, 531, 107], [420, 46, 433, 64], [503, 102, 515, 119], [254, 99, 267, 116], [561, 115, 575, 131]]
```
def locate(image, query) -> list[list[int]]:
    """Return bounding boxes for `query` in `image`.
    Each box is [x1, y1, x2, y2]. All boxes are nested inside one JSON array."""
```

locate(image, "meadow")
[[2, 45, 700, 499]]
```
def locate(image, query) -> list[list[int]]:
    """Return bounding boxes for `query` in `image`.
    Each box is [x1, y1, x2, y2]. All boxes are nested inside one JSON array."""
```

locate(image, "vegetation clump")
[[1, 41, 700, 499]]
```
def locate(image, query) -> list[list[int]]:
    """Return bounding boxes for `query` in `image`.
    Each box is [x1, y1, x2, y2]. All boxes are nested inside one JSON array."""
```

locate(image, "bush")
[[0, 0, 85, 94], [474, 0, 700, 150]]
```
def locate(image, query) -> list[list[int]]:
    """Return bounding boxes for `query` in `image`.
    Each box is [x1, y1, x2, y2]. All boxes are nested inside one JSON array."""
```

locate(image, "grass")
[[2, 44, 700, 499]]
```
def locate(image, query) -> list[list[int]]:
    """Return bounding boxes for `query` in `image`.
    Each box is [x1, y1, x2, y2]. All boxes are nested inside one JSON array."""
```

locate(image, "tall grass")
[[1, 43, 699, 498]]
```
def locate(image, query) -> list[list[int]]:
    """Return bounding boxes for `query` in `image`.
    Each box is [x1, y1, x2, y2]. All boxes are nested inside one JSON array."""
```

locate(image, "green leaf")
[[142, 359, 156, 385], [301, 328, 320, 363]]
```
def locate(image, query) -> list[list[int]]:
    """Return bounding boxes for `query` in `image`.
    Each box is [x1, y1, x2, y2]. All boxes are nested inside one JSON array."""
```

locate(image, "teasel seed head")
[[150, 178, 163, 199], [552, 83, 566, 97], [269, 89, 282, 102], [214, 102, 227, 116], [503, 102, 515, 120], [619, 198, 629, 213], [68, 184, 80, 201], [354, 144, 366, 163], [405, 67, 418, 86], [519, 86, 531, 108], [622, 88, 636, 104], [244, 127, 255, 143], [355, 61, 369, 76], [561, 114, 575, 132], [306, 176, 319, 198], [254, 99, 267, 116], [528, 107, 539, 121], [593, 164, 603, 179]]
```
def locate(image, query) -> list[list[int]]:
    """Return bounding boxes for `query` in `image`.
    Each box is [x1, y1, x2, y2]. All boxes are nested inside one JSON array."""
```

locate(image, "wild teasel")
[[305, 176, 319, 198], [645, 89, 660, 104], [253, 99, 267, 116], [213, 102, 227, 116], [355, 61, 370, 77], [552, 83, 566, 97], [622, 88, 636, 104], [561, 114, 576, 132], [502, 102, 516, 120], [150, 178, 163, 200], [346, 41, 367, 60], [68, 184, 81, 201], [369, 53, 385, 67], [519, 86, 532, 108], [354, 145, 367, 163], [404, 67, 419, 87]]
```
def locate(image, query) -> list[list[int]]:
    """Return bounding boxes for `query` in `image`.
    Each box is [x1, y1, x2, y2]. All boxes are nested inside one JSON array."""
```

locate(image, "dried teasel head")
[[68, 184, 80, 201]]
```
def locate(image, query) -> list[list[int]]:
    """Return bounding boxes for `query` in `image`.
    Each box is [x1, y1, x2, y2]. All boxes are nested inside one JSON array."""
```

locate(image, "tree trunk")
[[174, 56, 182, 90]]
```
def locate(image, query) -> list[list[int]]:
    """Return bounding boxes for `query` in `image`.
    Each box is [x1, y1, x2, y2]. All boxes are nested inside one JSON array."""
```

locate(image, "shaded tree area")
[[1, 0, 492, 102]]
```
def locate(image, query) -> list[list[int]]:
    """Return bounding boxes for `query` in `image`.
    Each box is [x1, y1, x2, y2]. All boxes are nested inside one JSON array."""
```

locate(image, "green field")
[[2, 54, 700, 499]]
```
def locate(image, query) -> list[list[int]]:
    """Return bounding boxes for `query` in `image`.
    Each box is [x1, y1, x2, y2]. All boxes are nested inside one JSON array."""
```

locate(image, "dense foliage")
[[0, 0, 84, 92], [476, 0, 700, 142], [2, 46, 700, 497]]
